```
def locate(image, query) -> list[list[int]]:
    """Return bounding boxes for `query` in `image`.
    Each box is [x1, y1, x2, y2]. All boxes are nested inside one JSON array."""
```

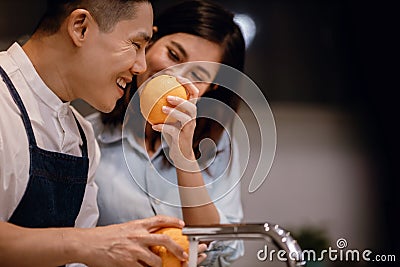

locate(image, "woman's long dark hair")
[[102, 0, 245, 159]]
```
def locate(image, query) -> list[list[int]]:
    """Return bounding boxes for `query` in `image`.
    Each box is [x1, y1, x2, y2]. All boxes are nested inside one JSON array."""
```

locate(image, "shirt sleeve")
[[0, 79, 30, 222], [0, 122, 5, 219], [215, 138, 243, 224], [204, 133, 243, 224], [0, 81, 10, 220]]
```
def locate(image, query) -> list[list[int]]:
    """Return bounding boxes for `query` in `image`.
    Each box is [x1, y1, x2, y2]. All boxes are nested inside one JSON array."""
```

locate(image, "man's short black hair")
[[37, 0, 150, 35]]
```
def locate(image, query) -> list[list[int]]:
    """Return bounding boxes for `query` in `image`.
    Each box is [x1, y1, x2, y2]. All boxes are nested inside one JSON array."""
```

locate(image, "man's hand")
[[80, 215, 188, 267]]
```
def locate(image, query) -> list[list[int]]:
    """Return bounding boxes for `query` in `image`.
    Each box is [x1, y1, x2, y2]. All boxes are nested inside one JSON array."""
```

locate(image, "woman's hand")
[[182, 243, 208, 267], [152, 77, 200, 171]]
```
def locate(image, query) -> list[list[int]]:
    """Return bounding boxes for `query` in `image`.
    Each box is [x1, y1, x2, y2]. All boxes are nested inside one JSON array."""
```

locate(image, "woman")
[[88, 0, 246, 266]]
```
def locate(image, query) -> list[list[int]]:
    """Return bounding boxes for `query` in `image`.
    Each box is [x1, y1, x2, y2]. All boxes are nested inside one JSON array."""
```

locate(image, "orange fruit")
[[140, 75, 188, 125], [150, 227, 189, 267]]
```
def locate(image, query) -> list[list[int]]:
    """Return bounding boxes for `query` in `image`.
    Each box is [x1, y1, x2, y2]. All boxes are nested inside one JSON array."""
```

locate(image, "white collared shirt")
[[87, 112, 244, 266], [0, 43, 100, 228]]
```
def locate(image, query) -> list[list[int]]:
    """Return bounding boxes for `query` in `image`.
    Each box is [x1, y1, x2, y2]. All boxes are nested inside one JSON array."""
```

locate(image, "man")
[[0, 0, 188, 266]]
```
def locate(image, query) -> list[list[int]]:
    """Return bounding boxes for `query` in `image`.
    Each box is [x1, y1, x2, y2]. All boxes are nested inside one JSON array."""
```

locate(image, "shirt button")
[[59, 106, 68, 116]]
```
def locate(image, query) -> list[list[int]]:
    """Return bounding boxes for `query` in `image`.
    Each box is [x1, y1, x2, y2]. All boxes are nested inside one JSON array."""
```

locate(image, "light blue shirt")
[[87, 112, 244, 266]]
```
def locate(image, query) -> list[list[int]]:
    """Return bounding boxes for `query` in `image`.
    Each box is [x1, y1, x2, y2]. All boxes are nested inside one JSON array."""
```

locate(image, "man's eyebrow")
[[134, 31, 152, 42], [171, 41, 188, 59]]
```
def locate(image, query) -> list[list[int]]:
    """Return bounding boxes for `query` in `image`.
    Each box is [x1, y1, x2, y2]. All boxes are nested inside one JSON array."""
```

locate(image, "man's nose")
[[130, 50, 147, 75]]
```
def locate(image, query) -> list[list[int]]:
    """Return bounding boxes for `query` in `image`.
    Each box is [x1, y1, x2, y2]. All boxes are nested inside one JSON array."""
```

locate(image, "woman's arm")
[[151, 78, 220, 225], [176, 155, 220, 225], [196, 137, 245, 267], [153, 91, 245, 266]]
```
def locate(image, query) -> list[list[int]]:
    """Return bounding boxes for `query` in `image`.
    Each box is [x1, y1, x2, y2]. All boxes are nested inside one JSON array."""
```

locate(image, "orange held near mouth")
[[140, 75, 188, 125], [150, 227, 190, 267]]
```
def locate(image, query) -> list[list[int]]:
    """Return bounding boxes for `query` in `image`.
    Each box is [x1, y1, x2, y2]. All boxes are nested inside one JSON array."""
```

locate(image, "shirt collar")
[[96, 123, 123, 144], [97, 121, 166, 160], [89, 106, 170, 160], [8, 42, 68, 113], [125, 126, 167, 160]]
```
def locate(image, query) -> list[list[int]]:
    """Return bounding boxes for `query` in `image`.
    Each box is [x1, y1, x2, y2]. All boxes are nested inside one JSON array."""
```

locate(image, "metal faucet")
[[182, 222, 306, 267]]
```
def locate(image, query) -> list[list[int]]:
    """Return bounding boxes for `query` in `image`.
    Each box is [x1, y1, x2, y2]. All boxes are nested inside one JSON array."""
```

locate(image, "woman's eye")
[[190, 71, 203, 82], [168, 49, 180, 62]]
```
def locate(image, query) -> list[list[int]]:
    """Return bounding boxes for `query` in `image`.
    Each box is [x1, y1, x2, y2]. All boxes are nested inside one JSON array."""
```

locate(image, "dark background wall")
[[1, 0, 398, 262]]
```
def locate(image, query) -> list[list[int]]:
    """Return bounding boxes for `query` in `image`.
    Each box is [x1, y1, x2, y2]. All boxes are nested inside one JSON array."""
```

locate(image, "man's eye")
[[168, 49, 180, 62], [131, 41, 141, 50]]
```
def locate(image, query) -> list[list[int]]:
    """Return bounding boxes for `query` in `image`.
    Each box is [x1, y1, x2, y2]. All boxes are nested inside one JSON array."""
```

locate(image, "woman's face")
[[137, 32, 223, 96]]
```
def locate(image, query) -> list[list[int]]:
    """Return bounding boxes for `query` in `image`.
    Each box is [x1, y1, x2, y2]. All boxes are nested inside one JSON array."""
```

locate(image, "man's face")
[[75, 2, 153, 113]]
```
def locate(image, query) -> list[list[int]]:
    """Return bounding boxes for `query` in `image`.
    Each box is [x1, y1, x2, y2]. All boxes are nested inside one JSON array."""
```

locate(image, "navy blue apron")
[[0, 66, 88, 228]]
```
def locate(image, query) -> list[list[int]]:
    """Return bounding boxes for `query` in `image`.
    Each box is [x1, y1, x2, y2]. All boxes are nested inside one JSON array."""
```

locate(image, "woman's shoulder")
[[85, 112, 124, 144], [84, 112, 104, 137], [217, 128, 236, 150]]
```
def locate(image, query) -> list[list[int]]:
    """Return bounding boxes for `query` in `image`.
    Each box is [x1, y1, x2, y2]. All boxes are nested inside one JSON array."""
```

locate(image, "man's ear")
[[67, 9, 93, 47], [145, 26, 158, 50], [152, 26, 158, 34]]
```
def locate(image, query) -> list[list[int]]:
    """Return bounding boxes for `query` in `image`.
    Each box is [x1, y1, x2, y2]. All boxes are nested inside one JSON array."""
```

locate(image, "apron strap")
[[0, 66, 37, 146], [0, 66, 88, 157], [72, 112, 88, 158]]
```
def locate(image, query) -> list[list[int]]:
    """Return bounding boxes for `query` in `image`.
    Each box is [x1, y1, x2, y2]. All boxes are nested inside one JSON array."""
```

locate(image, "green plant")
[[292, 225, 331, 267]]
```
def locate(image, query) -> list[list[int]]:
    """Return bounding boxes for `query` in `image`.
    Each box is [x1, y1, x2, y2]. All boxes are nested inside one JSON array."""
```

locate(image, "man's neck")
[[22, 35, 75, 102]]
